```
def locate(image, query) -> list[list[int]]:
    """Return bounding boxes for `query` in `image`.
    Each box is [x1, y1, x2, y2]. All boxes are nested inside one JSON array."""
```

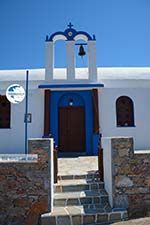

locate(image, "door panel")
[[59, 106, 85, 152]]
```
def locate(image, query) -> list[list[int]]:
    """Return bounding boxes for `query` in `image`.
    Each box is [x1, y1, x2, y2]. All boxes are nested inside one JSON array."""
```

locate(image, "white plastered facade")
[[0, 67, 150, 152]]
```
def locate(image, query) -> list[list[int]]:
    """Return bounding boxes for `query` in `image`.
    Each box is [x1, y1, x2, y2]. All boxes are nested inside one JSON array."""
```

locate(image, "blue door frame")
[[50, 90, 93, 155]]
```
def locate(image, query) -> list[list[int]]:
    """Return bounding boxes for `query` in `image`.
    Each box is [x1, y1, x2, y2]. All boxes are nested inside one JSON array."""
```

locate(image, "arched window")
[[116, 96, 134, 127], [0, 96, 10, 128]]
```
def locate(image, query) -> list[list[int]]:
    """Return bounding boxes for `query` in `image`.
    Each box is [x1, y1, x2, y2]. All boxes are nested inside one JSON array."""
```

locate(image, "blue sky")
[[0, 0, 150, 69]]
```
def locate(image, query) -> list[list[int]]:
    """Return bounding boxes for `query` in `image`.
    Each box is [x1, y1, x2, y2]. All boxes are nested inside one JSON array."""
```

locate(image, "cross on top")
[[68, 22, 73, 29]]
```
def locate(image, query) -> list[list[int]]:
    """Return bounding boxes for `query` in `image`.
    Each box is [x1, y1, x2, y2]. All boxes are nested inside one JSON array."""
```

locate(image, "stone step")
[[41, 206, 128, 225], [58, 171, 100, 181], [54, 179, 104, 193], [54, 190, 109, 207]]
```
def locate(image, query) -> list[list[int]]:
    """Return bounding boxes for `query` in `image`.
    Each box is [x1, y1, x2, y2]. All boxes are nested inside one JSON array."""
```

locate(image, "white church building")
[[0, 24, 150, 154]]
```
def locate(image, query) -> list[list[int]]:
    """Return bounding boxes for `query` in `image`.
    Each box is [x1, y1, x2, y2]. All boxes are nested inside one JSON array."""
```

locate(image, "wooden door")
[[59, 106, 85, 152]]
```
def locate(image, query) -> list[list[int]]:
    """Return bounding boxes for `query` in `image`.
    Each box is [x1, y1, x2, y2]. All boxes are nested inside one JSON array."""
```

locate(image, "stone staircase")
[[41, 171, 128, 225]]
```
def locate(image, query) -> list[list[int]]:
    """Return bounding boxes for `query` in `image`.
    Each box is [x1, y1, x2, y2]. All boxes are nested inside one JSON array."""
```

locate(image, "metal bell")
[[78, 45, 86, 57]]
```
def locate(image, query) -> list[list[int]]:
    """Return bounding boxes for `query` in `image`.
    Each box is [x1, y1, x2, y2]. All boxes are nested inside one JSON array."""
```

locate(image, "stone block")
[[94, 204, 105, 210], [113, 194, 129, 209], [25, 211, 40, 225], [122, 211, 128, 220], [97, 213, 108, 222], [66, 206, 82, 215], [138, 187, 150, 194], [145, 177, 150, 186], [54, 185, 62, 193], [129, 207, 148, 219], [72, 215, 81, 225], [118, 148, 130, 157], [75, 175, 86, 179], [60, 175, 74, 180], [87, 174, 94, 179], [115, 175, 133, 187], [109, 212, 121, 222], [57, 215, 71, 225], [90, 183, 98, 190], [62, 184, 89, 192], [80, 197, 92, 205], [67, 198, 80, 205], [41, 214, 56, 225], [13, 198, 30, 207], [105, 206, 112, 212], [144, 199, 150, 207], [93, 197, 100, 204], [54, 199, 66, 206], [88, 204, 95, 209], [98, 182, 104, 189], [100, 196, 109, 204], [83, 214, 95, 224]]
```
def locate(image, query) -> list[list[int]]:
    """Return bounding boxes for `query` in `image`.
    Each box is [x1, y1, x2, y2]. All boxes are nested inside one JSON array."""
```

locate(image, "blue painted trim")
[[48, 31, 67, 42], [58, 92, 84, 106], [93, 134, 100, 155], [75, 31, 93, 40], [68, 22, 74, 29], [93, 35, 96, 40], [25, 70, 29, 154], [50, 90, 94, 155], [39, 83, 104, 89], [47, 23, 95, 41], [75, 43, 87, 45]]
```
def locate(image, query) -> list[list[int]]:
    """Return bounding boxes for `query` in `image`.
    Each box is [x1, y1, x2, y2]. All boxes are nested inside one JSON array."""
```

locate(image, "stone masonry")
[[111, 137, 150, 218], [0, 138, 53, 225], [41, 156, 128, 225]]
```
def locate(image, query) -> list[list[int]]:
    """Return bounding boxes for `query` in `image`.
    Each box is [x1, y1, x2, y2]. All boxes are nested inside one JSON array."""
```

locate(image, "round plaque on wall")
[[6, 84, 25, 104]]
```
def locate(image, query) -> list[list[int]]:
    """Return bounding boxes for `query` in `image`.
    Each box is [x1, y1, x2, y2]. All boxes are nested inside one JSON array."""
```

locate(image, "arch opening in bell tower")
[[45, 23, 97, 82], [75, 39, 88, 79], [53, 40, 67, 79]]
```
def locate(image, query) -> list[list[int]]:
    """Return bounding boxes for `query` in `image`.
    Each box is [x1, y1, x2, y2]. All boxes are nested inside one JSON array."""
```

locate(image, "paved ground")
[[112, 217, 150, 225], [58, 156, 98, 176], [57, 155, 150, 225]]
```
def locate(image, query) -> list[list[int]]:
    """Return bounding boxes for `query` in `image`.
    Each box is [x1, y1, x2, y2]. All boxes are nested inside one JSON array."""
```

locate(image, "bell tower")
[[45, 23, 97, 82]]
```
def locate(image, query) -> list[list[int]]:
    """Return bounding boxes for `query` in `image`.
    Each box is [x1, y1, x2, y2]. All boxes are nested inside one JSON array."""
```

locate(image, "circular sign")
[[6, 84, 25, 104]]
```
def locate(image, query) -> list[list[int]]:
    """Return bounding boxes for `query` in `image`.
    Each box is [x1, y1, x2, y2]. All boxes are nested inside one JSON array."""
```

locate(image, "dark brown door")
[[59, 106, 85, 152]]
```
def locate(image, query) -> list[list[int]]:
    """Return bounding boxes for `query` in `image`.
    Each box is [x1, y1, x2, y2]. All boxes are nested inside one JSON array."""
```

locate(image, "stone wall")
[[0, 138, 54, 225], [103, 137, 150, 219]]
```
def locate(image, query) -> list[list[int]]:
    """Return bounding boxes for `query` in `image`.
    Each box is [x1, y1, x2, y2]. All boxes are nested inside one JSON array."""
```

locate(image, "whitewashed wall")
[[101, 137, 113, 207], [99, 87, 150, 150], [1, 68, 150, 153], [0, 87, 44, 153]]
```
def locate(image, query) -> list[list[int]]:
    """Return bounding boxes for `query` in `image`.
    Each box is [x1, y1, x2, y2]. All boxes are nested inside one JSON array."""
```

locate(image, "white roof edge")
[[0, 68, 45, 81], [1, 67, 150, 81]]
